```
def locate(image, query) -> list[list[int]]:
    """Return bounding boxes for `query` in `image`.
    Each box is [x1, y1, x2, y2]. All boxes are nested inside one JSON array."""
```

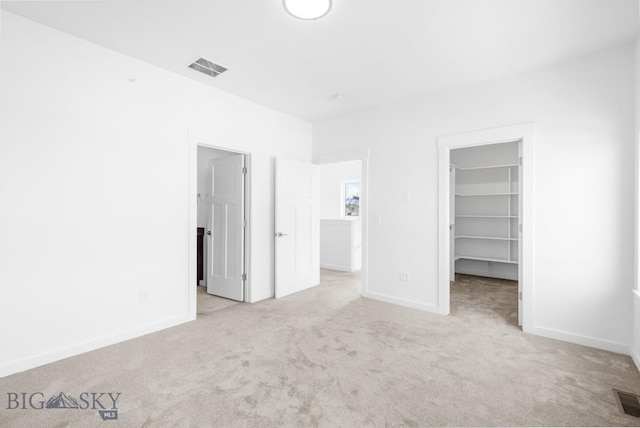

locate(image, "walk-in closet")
[[451, 141, 520, 280], [450, 141, 522, 324]]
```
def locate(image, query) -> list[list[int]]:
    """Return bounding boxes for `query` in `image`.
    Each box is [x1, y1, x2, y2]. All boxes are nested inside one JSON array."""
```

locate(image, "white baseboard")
[[0, 314, 192, 378], [361, 291, 444, 314], [525, 325, 630, 355], [364, 292, 631, 356], [320, 263, 353, 272]]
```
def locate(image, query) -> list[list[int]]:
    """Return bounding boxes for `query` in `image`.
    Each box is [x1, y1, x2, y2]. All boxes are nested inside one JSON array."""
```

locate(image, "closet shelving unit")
[[454, 162, 519, 273]]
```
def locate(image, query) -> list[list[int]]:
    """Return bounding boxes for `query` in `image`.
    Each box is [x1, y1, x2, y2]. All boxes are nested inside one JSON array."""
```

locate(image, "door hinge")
[[242, 219, 247, 228], [518, 291, 522, 300], [242, 166, 247, 175], [518, 157, 522, 166], [519, 224, 523, 233], [242, 273, 247, 281]]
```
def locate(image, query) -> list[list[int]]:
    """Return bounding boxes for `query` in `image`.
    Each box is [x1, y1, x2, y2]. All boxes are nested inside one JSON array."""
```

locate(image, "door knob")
[[276, 232, 288, 237], [206, 230, 212, 236]]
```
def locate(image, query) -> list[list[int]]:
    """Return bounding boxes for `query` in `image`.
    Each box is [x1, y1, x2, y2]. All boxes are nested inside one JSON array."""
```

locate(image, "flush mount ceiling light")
[[283, 0, 332, 20]]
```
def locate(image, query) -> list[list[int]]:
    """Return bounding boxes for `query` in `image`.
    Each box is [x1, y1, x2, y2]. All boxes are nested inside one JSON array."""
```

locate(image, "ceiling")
[[2, 0, 638, 122]]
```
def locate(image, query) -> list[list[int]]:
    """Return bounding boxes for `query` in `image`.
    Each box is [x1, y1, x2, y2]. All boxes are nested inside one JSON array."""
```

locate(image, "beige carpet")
[[1, 270, 639, 427], [197, 285, 242, 316]]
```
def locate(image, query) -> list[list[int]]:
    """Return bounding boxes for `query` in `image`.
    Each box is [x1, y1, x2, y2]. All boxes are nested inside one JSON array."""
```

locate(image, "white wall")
[[0, 12, 311, 377], [632, 30, 640, 367], [314, 44, 636, 353], [450, 141, 519, 168], [634, 289, 640, 366], [320, 219, 361, 272], [319, 161, 362, 219]]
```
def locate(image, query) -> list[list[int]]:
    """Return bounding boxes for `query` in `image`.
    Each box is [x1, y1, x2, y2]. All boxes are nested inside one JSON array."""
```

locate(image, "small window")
[[343, 181, 360, 217]]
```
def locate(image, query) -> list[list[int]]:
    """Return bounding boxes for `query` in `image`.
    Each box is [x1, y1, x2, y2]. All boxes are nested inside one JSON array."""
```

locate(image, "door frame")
[[437, 123, 535, 331], [188, 140, 252, 319], [314, 148, 370, 297]]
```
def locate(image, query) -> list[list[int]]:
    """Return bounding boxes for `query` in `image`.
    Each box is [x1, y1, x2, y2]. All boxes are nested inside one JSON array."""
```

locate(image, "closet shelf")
[[455, 255, 518, 264], [455, 235, 518, 241], [454, 163, 518, 171], [455, 193, 518, 197]]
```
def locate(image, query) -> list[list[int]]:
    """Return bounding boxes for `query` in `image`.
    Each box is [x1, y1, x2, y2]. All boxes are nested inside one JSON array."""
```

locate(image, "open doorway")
[[437, 123, 534, 330], [272, 150, 369, 301], [450, 141, 521, 327], [317, 160, 363, 291], [196, 145, 248, 316]]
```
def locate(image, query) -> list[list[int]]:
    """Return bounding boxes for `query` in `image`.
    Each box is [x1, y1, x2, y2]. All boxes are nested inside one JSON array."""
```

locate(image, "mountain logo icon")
[[45, 392, 79, 409]]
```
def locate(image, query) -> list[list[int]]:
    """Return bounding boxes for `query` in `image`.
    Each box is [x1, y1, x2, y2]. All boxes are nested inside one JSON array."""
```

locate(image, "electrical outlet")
[[140, 290, 151, 303], [399, 271, 410, 281]]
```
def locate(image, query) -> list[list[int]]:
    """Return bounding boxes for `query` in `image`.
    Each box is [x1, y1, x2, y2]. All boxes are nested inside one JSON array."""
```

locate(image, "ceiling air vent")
[[188, 58, 228, 78]]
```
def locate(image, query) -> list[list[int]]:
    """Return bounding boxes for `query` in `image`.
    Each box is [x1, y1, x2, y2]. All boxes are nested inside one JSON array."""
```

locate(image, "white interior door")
[[275, 158, 320, 298], [207, 154, 245, 301]]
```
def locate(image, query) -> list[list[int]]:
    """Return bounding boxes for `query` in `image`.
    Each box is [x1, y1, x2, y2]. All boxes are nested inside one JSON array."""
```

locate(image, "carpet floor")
[[197, 286, 242, 316], [1, 271, 639, 427]]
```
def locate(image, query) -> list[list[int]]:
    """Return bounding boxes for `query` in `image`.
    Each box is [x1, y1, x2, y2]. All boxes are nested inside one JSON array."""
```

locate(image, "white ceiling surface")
[[2, 0, 638, 122]]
